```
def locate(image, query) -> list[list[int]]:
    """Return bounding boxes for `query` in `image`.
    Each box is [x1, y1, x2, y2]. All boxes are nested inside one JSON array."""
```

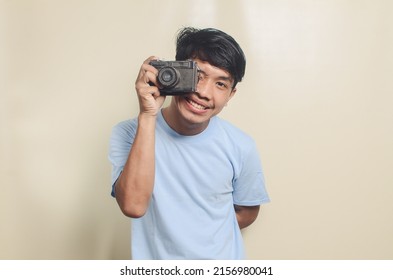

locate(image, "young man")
[[109, 27, 270, 259]]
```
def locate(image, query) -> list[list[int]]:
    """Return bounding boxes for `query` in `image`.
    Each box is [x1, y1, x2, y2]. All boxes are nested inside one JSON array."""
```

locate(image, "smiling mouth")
[[185, 97, 209, 111]]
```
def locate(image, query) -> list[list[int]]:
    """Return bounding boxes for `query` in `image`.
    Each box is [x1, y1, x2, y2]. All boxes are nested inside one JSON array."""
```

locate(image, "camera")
[[149, 60, 198, 95]]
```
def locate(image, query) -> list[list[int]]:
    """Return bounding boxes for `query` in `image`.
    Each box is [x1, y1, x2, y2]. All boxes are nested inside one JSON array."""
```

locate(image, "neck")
[[161, 107, 209, 136]]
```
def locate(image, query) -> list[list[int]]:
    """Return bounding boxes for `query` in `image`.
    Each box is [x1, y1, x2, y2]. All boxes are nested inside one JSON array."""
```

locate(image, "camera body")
[[149, 60, 198, 95]]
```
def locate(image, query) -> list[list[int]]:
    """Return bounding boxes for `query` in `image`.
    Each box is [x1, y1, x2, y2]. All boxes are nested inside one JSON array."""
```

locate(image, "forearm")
[[115, 114, 156, 218]]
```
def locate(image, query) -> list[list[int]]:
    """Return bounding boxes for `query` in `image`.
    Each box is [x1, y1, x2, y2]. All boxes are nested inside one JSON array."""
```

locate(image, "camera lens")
[[158, 67, 179, 88]]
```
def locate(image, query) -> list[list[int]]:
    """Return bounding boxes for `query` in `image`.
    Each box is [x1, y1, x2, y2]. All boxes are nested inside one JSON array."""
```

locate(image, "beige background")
[[1, 0, 392, 259]]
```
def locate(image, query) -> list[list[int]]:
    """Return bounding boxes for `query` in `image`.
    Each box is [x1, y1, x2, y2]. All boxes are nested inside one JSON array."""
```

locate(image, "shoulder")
[[111, 118, 138, 137], [214, 117, 256, 147], [109, 118, 139, 148]]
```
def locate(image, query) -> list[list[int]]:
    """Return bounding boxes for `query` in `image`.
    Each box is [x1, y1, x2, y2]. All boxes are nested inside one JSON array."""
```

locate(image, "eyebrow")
[[197, 69, 233, 82]]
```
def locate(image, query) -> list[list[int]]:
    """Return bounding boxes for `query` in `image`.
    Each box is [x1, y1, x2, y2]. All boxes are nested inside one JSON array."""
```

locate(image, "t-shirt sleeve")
[[108, 120, 136, 197], [232, 141, 270, 206]]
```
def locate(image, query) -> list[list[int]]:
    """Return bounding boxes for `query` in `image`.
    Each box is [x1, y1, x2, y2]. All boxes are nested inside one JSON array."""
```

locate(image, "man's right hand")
[[135, 56, 166, 117], [115, 56, 164, 218]]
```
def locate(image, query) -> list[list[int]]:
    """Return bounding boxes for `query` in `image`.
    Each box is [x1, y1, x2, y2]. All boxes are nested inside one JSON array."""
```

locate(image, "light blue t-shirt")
[[109, 110, 270, 259]]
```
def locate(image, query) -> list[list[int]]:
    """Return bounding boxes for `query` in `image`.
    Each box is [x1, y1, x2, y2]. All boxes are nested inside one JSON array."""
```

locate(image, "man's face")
[[169, 58, 237, 132]]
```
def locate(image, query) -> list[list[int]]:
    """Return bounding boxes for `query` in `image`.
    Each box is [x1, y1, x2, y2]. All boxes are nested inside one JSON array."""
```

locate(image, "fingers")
[[140, 55, 159, 81], [136, 56, 160, 88], [134, 56, 166, 116], [143, 55, 159, 64]]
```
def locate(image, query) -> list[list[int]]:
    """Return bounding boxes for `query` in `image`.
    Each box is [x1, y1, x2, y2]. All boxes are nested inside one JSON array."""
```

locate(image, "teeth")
[[188, 99, 206, 110]]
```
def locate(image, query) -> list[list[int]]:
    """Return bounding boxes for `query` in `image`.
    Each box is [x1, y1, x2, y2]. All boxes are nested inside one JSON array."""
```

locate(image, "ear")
[[229, 87, 237, 100], [225, 88, 237, 107]]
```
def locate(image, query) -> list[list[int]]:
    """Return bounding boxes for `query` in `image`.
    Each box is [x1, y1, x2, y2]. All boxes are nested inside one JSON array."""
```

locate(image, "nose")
[[195, 80, 211, 100]]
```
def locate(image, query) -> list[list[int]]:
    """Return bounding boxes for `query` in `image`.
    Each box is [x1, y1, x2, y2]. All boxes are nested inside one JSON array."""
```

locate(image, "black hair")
[[175, 27, 246, 88]]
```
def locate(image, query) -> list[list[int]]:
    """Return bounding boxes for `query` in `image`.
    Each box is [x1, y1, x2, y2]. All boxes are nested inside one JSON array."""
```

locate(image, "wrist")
[[138, 112, 158, 125]]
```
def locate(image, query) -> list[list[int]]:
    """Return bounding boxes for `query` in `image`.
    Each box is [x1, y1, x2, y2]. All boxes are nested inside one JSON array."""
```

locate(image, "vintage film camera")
[[149, 60, 198, 95]]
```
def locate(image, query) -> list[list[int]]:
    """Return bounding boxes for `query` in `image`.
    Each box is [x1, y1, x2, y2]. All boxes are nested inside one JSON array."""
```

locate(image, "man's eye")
[[217, 82, 228, 88]]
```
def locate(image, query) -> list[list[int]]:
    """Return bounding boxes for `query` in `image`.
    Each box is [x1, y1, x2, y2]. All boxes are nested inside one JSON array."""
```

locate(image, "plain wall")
[[1, 0, 392, 259]]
